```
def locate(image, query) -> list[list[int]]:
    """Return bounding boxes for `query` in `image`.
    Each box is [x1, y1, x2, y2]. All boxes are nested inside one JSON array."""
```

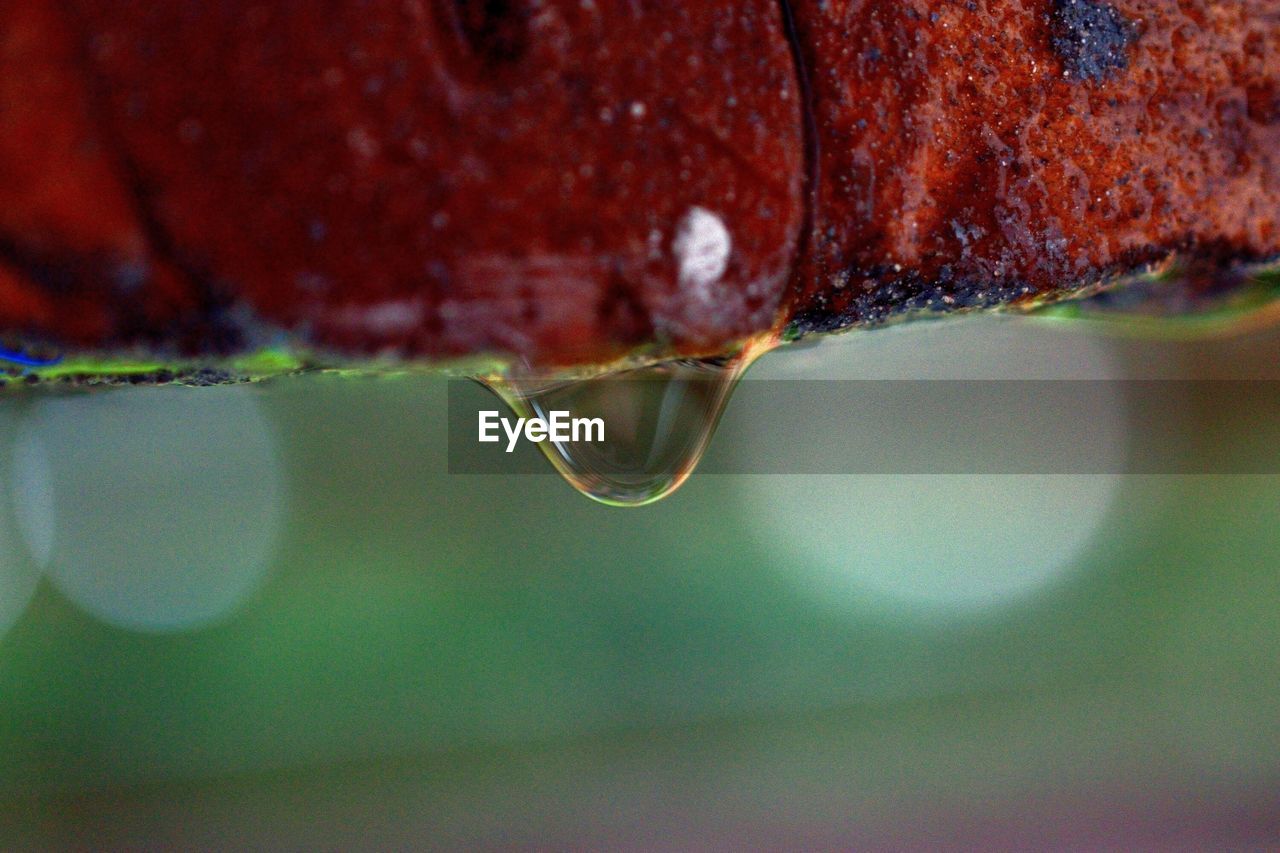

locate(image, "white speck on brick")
[[672, 207, 731, 302]]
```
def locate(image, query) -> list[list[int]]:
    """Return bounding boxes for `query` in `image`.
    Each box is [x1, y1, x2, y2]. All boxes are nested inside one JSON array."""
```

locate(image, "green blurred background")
[[0, 316, 1276, 847]]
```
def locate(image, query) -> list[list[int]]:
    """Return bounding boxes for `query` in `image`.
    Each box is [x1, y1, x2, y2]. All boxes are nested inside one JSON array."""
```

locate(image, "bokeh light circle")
[[741, 473, 1120, 615], [737, 318, 1126, 617], [11, 385, 284, 633], [0, 410, 41, 638]]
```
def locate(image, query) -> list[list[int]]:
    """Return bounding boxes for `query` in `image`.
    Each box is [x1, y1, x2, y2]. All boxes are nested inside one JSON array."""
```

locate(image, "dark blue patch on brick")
[[1051, 0, 1137, 82]]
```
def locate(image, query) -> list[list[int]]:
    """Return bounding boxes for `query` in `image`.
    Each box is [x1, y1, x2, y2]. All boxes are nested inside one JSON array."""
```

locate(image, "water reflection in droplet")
[[11, 386, 284, 633], [482, 340, 769, 506]]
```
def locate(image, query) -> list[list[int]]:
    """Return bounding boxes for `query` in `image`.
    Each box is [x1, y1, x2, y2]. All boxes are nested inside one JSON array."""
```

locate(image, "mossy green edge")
[[16, 345, 516, 387], [14, 264, 1280, 385], [1027, 266, 1280, 340]]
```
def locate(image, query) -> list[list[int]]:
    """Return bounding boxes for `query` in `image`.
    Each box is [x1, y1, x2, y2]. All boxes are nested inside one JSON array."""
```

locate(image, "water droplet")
[[482, 339, 771, 507]]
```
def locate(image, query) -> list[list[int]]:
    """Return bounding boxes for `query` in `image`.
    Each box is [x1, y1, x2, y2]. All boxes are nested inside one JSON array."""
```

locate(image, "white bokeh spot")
[[11, 385, 284, 633]]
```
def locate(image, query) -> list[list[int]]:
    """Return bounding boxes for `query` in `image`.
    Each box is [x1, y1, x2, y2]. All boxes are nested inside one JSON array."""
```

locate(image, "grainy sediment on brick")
[[786, 0, 1279, 333], [0, 1, 1276, 370]]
